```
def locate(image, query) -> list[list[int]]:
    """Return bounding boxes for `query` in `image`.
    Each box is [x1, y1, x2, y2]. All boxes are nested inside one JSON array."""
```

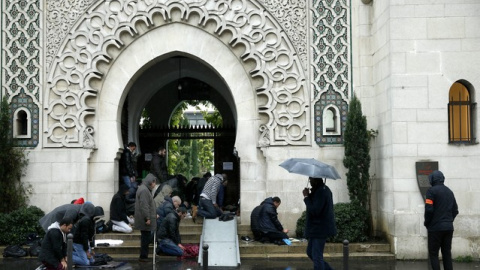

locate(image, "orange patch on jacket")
[[425, 199, 433, 205]]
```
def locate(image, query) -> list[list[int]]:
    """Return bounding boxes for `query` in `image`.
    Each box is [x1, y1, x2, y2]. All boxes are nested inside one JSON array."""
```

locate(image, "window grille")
[[448, 82, 476, 143]]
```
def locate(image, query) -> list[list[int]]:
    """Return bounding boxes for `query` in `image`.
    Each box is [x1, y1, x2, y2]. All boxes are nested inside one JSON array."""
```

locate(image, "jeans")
[[307, 238, 333, 270], [122, 175, 133, 189], [157, 238, 184, 256], [428, 230, 453, 270], [197, 198, 222, 219], [72, 242, 94, 266]]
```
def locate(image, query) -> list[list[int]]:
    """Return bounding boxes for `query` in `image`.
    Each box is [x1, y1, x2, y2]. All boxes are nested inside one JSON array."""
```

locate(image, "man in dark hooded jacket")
[[156, 207, 187, 256], [72, 204, 101, 266], [255, 197, 289, 244], [424, 170, 458, 270]]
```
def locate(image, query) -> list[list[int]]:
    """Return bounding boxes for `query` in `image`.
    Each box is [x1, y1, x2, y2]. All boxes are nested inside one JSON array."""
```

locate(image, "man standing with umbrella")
[[303, 177, 336, 270]]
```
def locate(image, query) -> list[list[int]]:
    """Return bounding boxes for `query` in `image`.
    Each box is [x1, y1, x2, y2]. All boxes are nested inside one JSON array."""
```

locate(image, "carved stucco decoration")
[[259, 0, 307, 69], [45, 0, 96, 69], [311, 0, 350, 144], [2, 0, 42, 147], [45, 0, 310, 148]]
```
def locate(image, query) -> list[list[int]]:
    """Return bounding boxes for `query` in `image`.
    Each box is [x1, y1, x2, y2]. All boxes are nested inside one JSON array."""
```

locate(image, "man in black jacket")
[[150, 146, 168, 184], [303, 177, 336, 270], [424, 170, 458, 270], [110, 185, 134, 233], [39, 217, 73, 270], [255, 197, 289, 244], [156, 207, 187, 256], [121, 142, 138, 201]]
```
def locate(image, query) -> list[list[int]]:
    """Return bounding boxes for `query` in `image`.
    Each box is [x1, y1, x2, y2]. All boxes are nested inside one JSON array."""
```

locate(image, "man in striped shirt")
[[197, 173, 228, 219]]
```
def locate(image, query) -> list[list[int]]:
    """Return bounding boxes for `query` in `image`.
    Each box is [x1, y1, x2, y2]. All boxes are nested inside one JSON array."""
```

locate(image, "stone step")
[[89, 239, 393, 261], [3, 220, 394, 261], [0, 242, 393, 260]]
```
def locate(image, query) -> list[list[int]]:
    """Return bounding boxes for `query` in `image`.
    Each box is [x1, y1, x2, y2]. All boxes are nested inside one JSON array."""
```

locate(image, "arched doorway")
[[120, 55, 241, 208], [90, 23, 256, 213]]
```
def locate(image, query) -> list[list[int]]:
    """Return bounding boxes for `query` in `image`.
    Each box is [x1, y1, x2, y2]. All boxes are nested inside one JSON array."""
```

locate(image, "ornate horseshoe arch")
[[44, 0, 310, 148]]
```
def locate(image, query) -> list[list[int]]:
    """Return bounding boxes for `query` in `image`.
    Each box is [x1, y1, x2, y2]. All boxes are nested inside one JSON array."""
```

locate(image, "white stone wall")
[[243, 146, 349, 235], [24, 148, 114, 214], [353, 0, 480, 259]]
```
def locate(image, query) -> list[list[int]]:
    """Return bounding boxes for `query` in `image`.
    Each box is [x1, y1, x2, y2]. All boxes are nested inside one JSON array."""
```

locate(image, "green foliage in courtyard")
[[0, 206, 45, 245], [0, 96, 30, 213], [167, 101, 217, 179]]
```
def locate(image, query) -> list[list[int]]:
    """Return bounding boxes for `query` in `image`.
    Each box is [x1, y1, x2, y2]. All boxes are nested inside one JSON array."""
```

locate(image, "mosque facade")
[[2, 0, 480, 259]]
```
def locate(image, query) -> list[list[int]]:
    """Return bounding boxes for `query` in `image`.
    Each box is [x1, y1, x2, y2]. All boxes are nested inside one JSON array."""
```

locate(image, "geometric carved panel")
[[314, 86, 348, 144], [45, 0, 310, 148], [2, 0, 42, 147], [311, 0, 351, 144]]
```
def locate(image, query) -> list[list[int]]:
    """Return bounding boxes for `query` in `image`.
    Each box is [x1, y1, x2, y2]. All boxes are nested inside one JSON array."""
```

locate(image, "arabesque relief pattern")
[[311, 0, 350, 144], [2, 0, 42, 147], [45, 0, 309, 148], [45, 0, 96, 69], [259, 0, 307, 69]]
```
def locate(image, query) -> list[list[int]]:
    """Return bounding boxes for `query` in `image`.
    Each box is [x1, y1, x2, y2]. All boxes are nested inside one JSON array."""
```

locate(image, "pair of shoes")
[[138, 257, 149, 262], [219, 213, 235, 221], [274, 240, 286, 246], [106, 220, 113, 231]]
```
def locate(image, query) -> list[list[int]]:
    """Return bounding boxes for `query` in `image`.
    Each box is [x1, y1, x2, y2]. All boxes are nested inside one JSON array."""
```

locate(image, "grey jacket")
[[39, 204, 92, 232], [134, 174, 157, 231]]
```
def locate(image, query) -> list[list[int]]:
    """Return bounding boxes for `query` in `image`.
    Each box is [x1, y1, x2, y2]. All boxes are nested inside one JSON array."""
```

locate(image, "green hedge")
[[295, 202, 369, 242], [0, 206, 45, 245]]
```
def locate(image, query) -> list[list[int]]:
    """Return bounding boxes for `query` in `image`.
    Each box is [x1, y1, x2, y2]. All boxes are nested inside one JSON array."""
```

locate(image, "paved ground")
[[2, 257, 480, 270]]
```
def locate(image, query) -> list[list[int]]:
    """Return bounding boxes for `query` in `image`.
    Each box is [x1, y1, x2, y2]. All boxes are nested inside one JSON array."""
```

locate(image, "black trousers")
[[428, 230, 453, 270], [140, 230, 151, 259], [261, 230, 289, 243]]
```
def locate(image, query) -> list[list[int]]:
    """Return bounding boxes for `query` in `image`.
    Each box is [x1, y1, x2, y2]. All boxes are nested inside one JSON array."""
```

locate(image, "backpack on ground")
[[2, 244, 28, 258], [28, 239, 42, 257]]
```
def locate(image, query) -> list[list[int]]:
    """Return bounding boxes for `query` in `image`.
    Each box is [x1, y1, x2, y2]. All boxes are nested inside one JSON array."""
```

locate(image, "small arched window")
[[13, 108, 31, 138], [448, 81, 476, 143], [323, 105, 341, 135]]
